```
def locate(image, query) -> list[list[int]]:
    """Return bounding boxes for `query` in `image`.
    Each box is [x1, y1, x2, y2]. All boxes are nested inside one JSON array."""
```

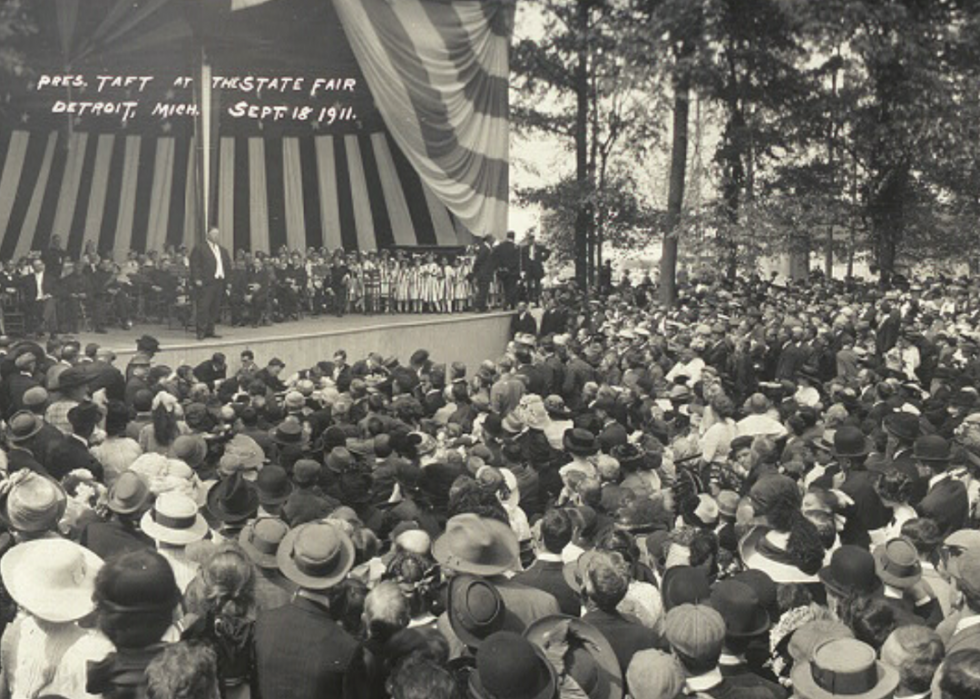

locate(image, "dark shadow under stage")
[[76, 311, 515, 374]]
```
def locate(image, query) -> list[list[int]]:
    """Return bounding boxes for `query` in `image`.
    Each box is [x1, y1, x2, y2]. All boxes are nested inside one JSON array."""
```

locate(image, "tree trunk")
[[660, 73, 690, 307], [573, 0, 590, 290], [870, 163, 909, 283]]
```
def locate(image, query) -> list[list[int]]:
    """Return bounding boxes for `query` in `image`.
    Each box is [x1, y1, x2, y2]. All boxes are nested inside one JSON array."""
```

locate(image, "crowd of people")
[[0, 231, 551, 338], [0, 268, 977, 699]]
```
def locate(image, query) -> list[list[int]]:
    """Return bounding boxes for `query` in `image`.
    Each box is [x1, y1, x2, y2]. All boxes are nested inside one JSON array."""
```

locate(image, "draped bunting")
[[331, 0, 514, 239], [3, 0, 504, 256], [0, 129, 467, 257]]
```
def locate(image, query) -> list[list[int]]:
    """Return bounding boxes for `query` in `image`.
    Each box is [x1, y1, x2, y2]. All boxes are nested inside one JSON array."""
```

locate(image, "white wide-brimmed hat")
[[1, 539, 103, 622]]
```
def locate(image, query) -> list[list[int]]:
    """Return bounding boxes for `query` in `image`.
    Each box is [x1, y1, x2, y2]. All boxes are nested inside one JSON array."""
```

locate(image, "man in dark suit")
[[21, 258, 58, 337], [471, 235, 494, 312], [21, 387, 65, 471], [189, 226, 232, 340], [46, 401, 104, 482], [193, 352, 227, 390], [1, 352, 39, 419], [514, 509, 580, 616], [580, 550, 659, 675], [510, 301, 538, 338], [520, 234, 550, 304], [539, 294, 568, 337], [5, 411, 50, 475], [876, 301, 902, 357], [254, 522, 370, 699], [492, 230, 521, 309]]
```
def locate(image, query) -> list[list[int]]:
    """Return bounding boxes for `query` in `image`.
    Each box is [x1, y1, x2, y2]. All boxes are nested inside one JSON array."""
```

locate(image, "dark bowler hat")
[[709, 579, 770, 639], [135, 334, 160, 353], [269, 419, 309, 447], [469, 631, 557, 699], [563, 428, 599, 457], [448, 574, 508, 650], [883, 412, 919, 443], [254, 465, 293, 507], [819, 546, 882, 598], [660, 565, 711, 611], [833, 426, 872, 459], [913, 434, 950, 463]]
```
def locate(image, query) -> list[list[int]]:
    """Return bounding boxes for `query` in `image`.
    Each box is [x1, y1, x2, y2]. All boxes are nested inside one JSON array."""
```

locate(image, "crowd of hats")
[[1, 270, 980, 698]]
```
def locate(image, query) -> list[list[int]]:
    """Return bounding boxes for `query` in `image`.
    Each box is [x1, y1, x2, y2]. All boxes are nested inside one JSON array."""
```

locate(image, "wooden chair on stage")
[[1, 290, 26, 337]]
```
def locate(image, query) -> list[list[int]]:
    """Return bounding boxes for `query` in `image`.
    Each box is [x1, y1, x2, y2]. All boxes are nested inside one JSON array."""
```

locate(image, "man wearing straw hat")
[[254, 521, 369, 699]]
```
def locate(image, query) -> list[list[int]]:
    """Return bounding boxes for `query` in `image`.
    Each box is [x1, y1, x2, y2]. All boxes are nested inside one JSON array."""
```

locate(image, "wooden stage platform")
[[75, 311, 515, 374]]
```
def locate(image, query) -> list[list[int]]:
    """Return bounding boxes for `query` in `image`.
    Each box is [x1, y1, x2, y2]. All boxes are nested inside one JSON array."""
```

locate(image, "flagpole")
[[193, 41, 214, 249]]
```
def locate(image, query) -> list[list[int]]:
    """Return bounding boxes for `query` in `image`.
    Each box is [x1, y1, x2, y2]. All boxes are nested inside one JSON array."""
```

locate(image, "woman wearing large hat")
[[0, 539, 112, 699]]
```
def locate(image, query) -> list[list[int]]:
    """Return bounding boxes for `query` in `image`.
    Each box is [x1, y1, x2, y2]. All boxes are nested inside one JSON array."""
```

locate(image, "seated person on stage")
[[228, 256, 250, 327], [311, 272, 333, 316], [57, 259, 91, 334], [274, 258, 302, 322], [246, 256, 275, 327]]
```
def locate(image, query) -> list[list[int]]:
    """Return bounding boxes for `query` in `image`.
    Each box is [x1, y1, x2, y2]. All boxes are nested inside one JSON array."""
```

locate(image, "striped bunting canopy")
[[332, 0, 514, 242], [0, 127, 472, 261]]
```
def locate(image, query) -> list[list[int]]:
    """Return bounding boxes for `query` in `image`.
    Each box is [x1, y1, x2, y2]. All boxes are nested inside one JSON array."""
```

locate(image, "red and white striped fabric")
[[332, 0, 514, 240], [0, 128, 471, 260]]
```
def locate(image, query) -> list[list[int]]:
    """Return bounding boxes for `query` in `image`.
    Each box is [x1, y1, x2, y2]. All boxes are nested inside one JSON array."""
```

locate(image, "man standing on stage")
[[492, 230, 521, 309], [190, 226, 232, 340], [472, 235, 494, 312], [520, 233, 550, 305]]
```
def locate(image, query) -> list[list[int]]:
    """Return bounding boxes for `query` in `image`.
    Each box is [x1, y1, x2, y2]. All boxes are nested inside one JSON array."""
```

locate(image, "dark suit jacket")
[[473, 242, 494, 282], [511, 312, 538, 338], [6, 446, 48, 476], [2, 372, 39, 419], [582, 608, 659, 675], [520, 243, 550, 278], [254, 596, 369, 699], [492, 240, 520, 276], [79, 517, 154, 560], [190, 243, 232, 285], [46, 434, 104, 482], [20, 271, 59, 302], [193, 360, 227, 389], [539, 308, 567, 337], [917, 477, 969, 536], [513, 558, 581, 616], [27, 422, 65, 471]]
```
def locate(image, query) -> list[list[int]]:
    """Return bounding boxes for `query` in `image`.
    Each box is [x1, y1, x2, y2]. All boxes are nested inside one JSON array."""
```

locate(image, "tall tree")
[[511, 0, 660, 288]]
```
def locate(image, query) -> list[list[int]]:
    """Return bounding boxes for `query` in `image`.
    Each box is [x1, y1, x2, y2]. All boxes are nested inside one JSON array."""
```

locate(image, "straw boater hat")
[[791, 638, 899, 699], [1, 539, 103, 623], [0, 470, 67, 533], [140, 491, 209, 546]]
